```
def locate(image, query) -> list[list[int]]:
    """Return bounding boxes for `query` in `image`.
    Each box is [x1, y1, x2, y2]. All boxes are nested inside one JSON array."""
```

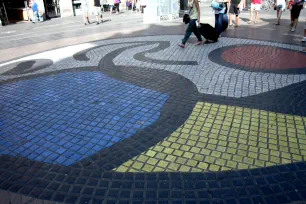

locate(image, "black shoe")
[[96, 22, 100, 25], [85, 23, 87, 25]]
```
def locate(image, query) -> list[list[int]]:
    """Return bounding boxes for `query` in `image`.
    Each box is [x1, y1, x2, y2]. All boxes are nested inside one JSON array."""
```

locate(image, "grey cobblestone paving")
[[1, 36, 305, 98]]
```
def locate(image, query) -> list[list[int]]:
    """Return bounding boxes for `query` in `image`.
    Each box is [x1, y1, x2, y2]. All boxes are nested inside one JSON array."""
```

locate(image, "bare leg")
[[292, 18, 298, 30], [229, 14, 233, 25], [249, 9, 253, 22], [83, 13, 87, 24], [254, 11, 258, 23], [277, 9, 282, 24], [235, 15, 239, 26]]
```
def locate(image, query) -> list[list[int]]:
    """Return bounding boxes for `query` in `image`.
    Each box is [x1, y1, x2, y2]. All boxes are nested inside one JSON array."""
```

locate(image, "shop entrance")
[[0, 0, 31, 25], [44, 0, 60, 18]]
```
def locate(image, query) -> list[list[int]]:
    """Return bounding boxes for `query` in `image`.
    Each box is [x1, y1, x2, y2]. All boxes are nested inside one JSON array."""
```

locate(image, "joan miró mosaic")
[[0, 71, 168, 165], [0, 35, 306, 203]]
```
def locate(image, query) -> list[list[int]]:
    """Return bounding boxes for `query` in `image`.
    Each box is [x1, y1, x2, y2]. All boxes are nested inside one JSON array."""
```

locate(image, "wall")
[[60, 0, 73, 17]]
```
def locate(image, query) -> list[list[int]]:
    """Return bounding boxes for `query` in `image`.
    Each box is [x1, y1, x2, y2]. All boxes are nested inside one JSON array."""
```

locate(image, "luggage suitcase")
[[198, 23, 219, 42]]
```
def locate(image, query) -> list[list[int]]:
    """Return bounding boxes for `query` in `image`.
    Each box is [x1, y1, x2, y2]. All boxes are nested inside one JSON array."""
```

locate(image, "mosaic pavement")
[[0, 35, 306, 203]]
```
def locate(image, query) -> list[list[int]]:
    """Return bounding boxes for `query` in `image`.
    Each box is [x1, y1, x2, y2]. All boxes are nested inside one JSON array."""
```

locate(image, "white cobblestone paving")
[[0, 35, 305, 98]]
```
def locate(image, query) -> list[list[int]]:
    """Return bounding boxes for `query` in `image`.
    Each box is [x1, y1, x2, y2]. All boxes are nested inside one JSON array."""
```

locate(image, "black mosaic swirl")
[[1, 59, 53, 76], [0, 41, 305, 204]]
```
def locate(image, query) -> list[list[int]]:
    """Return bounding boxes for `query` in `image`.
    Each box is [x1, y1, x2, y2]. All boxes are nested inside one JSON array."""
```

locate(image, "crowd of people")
[[80, 0, 147, 25], [179, 0, 306, 48]]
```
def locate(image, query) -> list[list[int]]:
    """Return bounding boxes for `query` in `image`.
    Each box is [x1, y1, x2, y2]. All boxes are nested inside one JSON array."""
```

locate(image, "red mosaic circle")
[[221, 45, 306, 70]]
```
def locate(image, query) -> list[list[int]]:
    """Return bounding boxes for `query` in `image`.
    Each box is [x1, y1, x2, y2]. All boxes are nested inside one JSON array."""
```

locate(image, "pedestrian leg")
[[254, 10, 259, 24], [248, 9, 253, 23], [229, 14, 233, 26]]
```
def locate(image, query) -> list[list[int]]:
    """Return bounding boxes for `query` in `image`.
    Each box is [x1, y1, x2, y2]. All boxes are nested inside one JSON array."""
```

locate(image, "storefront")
[[0, 0, 45, 25]]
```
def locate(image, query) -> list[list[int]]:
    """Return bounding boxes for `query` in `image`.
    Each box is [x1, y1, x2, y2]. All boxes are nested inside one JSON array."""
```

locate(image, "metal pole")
[[2, 2, 8, 25]]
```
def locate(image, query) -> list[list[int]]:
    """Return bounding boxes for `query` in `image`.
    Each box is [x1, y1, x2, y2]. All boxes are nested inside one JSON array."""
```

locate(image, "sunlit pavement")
[[0, 8, 306, 204]]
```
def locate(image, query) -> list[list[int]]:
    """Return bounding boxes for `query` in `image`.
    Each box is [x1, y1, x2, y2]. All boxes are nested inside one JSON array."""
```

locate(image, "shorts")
[[276, 4, 283, 10], [82, 6, 88, 14], [291, 5, 303, 19], [94, 6, 102, 16], [229, 4, 240, 15], [251, 3, 261, 11]]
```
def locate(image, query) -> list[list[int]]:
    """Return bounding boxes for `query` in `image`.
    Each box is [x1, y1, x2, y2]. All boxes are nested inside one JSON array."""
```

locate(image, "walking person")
[[248, 0, 262, 24], [94, 0, 103, 24], [30, 0, 42, 23], [274, 0, 286, 25], [290, 0, 304, 32], [114, 0, 120, 14], [229, 0, 241, 27], [81, 0, 90, 25], [214, 0, 229, 36], [178, 0, 202, 48], [108, 0, 114, 14]]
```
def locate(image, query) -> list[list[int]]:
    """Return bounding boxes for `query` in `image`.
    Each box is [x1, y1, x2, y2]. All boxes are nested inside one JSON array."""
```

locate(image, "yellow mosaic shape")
[[114, 102, 306, 172]]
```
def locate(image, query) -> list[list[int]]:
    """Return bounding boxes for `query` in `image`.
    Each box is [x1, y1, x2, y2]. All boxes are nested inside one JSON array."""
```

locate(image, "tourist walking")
[[108, 0, 114, 14], [274, 0, 286, 25], [290, 0, 304, 32], [114, 0, 120, 14], [248, 0, 262, 24], [81, 0, 90, 25], [229, 0, 241, 27], [30, 0, 42, 23], [94, 0, 103, 24], [179, 0, 202, 48], [213, 0, 229, 35]]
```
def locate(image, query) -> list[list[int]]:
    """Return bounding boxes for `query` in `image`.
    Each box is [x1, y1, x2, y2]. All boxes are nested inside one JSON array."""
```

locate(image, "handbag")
[[183, 0, 195, 24]]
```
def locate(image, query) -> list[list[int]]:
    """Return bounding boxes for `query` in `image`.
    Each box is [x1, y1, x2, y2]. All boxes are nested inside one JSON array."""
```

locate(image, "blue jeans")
[[32, 11, 40, 23], [182, 19, 202, 44], [215, 13, 223, 35]]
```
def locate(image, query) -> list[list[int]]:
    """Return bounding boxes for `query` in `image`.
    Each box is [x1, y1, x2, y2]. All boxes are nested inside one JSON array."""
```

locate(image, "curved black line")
[[198, 78, 306, 117], [73, 42, 145, 62], [73, 41, 198, 65], [133, 41, 198, 65], [0, 41, 305, 204], [1, 59, 53, 76], [71, 43, 199, 170]]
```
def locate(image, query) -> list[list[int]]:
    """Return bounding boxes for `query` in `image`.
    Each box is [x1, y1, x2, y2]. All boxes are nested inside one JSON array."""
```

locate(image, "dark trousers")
[[114, 3, 119, 12], [215, 13, 224, 35], [182, 19, 202, 44]]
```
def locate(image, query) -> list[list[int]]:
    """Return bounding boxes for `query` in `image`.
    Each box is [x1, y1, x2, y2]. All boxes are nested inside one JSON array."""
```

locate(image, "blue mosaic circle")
[[0, 72, 168, 166]]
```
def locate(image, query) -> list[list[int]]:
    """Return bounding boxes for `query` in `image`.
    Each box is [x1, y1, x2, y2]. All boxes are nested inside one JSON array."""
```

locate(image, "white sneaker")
[[302, 37, 306, 42], [291, 28, 296, 32]]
